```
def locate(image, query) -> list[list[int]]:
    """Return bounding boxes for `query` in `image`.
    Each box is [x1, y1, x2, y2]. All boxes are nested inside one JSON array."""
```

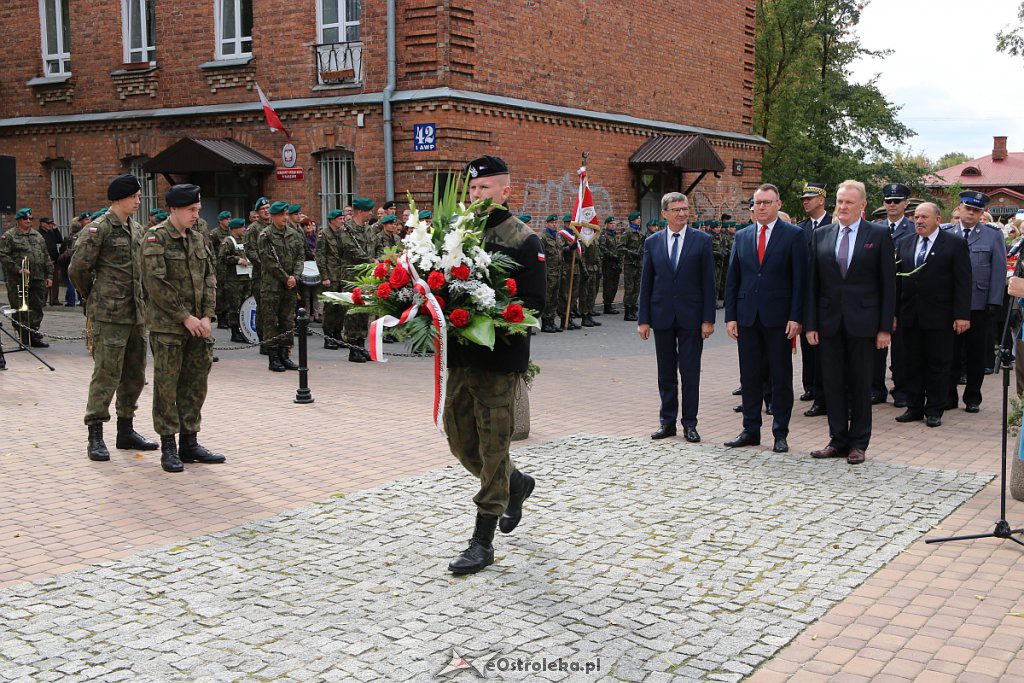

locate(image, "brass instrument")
[[18, 256, 29, 312]]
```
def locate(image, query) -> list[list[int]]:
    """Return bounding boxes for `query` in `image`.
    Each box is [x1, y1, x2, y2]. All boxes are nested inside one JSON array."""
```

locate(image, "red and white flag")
[[572, 165, 599, 227], [256, 82, 289, 137]]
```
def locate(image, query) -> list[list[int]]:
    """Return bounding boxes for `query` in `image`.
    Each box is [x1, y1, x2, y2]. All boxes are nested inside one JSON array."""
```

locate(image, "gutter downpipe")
[[383, 0, 397, 201]]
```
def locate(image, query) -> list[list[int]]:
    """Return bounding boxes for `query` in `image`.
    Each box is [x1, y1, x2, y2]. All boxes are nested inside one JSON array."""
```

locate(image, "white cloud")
[[849, 0, 1024, 161]]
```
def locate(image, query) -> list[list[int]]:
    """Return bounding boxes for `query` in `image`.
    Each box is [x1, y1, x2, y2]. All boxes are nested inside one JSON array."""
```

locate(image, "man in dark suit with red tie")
[[894, 202, 971, 428], [806, 180, 896, 464], [637, 192, 716, 443], [723, 183, 808, 454]]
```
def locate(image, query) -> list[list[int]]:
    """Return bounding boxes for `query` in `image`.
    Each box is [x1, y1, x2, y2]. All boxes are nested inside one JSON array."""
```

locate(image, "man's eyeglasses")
[[664, 207, 689, 213], [883, 198, 905, 204], [751, 200, 776, 207]]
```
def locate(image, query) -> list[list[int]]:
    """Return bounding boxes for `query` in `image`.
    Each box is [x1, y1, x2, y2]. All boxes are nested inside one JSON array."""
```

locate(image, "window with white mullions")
[[215, 0, 252, 59], [319, 151, 356, 226], [39, 0, 71, 76], [318, 0, 361, 44], [48, 162, 74, 237], [122, 0, 156, 64]]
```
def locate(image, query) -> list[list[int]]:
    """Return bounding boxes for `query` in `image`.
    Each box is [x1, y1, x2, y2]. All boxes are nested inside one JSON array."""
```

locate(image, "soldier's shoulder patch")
[[147, 235, 158, 242], [537, 252, 546, 261], [89, 226, 98, 232]]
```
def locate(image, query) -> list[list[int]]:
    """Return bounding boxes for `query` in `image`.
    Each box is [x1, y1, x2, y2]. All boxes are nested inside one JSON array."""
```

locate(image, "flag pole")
[[563, 249, 577, 329]]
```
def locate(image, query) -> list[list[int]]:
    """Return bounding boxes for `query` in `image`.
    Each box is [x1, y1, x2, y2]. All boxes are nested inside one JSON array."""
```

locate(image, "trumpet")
[[18, 256, 29, 312]]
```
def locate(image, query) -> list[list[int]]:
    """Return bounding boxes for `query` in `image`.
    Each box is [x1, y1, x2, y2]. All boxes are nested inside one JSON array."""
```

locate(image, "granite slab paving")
[[0, 435, 992, 682]]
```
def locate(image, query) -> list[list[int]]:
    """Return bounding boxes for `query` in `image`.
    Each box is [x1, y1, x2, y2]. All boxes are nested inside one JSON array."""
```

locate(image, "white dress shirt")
[[834, 218, 861, 270], [666, 226, 686, 268], [915, 231, 937, 263], [756, 218, 778, 249]]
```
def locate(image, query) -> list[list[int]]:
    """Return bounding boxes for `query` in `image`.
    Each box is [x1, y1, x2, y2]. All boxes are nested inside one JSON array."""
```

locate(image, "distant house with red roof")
[[927, 136, 1024, 219]]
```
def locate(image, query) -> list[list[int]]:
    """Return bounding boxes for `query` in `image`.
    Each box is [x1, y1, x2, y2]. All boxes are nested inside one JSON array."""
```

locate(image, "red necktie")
[[757, 225, 767, 264]]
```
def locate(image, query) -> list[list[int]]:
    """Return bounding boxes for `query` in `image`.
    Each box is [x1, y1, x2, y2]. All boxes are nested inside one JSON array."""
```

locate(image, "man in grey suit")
[[943, 190, 1006, 413], [874, 183, 917, 407]]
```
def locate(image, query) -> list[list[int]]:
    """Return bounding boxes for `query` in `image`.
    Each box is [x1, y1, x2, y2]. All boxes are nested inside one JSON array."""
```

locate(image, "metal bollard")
[[294, 308, 314, 404]]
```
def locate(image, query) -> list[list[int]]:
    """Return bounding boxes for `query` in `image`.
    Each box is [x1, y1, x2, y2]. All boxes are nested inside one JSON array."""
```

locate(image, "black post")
[[294, 307, 314, 404]]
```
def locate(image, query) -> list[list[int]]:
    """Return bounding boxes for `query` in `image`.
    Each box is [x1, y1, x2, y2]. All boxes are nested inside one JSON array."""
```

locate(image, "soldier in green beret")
[[317, 209, 348, 350], [0, 208, 52, 346], [147, 208, 162, 228], [558, 215, 582, 329], [578, 222, 602, 327], [600, 217, 622, 314], [341, 197, 375, 361], [217, 218, 252, 343], [620, 211, 645, 321], [258, 201, 304, 372], [210, 211, 232, 328], [372, 213, 402, 257], [245, 197, 272, 352], [540, 214, 564, 332], [518, 214, 532, 226]]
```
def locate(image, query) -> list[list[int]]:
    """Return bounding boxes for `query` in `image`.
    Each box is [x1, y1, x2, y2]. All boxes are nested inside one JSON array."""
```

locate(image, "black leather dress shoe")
[[893, 400, 907, 408], [732, 386, 743, 396], [724, 431, 760, 448], [926, 416, 942, 428], [733, 404, 743, 413], [804, 404, 826, 417], [871, 393, 886, 405], [651, 425, 676, 439], [895, 410, 923, 423], [799, 391, 814, 402], [765, 403, 774, 415], [773, 437, 789, 453], [684, 427, 700, 443], [965, 404, 980, 413]]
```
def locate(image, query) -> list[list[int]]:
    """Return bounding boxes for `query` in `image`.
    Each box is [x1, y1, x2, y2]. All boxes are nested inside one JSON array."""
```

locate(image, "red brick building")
[[0, 0, 765, 232], [929, 136, 1024, 219]]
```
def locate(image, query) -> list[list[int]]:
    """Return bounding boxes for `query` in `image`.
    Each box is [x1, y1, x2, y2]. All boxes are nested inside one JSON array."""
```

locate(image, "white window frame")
[[38, 0, 71, 76], [121, 0, 156, 64], [214, 0, 252, 60], [319, 150, 356, 225], [316, 0, 361, 45], [128, 158, 158, 222], [49, 162, 74, 236]]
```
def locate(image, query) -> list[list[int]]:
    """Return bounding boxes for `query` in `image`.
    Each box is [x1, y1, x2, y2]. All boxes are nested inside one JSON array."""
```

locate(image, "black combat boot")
[[0, 343, 6, 370], [230, 326, 247, 343], [160, 435, 183, 473], [178, 433, 226, 464], [279, 348, 299, 371], [30, 333, 49, 348], [86, 423, 110, 462], [268, 349, 286, 372], [623, 306, 638, 322], [115, 417, 158, 451], [561, 316, 581, 331], [217, 317, 229, 329], [591, 307, 602, 317], [581, 314, 595, 327], [324, 335, 340, 350], [349, 339, 370, 363], [448, 514, 499, 575], [604, 302, 619, 314], [541, 317, 558, 333], [500, 470, 536, 534], [259, 343, 269, 356]]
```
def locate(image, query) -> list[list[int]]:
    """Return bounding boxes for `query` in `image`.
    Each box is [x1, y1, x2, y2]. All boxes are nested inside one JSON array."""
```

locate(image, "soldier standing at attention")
[[446, 155, 545, 575], [141, 185, 225, 473], [0, 208, 52, 347], [316, 209, 348, 350], [372, 213, 402, 256], [211, 211, 232, 329], [340, 197, 376, 362], [540, 214, 564, 333], [68, 174, 158, 461], [258, 201, 304, 373], [217, 218, 252, 343], [579, 223, 602, 327], [245, 197, 271, 353], [621, 211, 645, 321], [600, 217, 622, 314]]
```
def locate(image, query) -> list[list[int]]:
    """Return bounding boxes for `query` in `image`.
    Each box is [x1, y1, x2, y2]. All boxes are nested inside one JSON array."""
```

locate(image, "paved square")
[[0, 434, 990, 682]]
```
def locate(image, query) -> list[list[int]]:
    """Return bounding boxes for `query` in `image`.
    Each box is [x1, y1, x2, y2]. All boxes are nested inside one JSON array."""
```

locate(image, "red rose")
[[427, 270, 446, 291], [352, 287, 365, 306], [450, 308, 470, 328], [451, 264, 471, 281], [419, 296, 445, 316], [389, 264, 411, 289], [372, 261, 390, 279], [376, 282, 392, 299], [505, 278, 517, 296], [502, 304, 525, 323]]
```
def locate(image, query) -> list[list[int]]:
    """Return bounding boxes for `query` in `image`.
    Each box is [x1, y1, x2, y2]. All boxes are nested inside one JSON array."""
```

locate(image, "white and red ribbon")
[[367, 255, 448, 433]]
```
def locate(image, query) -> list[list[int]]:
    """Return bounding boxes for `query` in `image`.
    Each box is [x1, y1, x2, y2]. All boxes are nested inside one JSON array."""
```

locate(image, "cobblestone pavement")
[[0, 435, 989, 682]]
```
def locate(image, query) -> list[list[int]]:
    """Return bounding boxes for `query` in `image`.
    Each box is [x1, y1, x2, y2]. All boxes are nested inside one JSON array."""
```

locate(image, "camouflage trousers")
[[343, 310, 369, 343], [580, 267, 600, 314], [602, 261, 621, 305], [260, 286, 296, 350], [149, 332, 213, 437], [84, 320, 148, 425], [558, 259, 581, 316], [6, 278, 46, 334], [322, 283, 346, 340], [543, 260, 562, 319], [622, 259, 643, 309], [442, 367, 518, 517], [221, 280, 250, 329]]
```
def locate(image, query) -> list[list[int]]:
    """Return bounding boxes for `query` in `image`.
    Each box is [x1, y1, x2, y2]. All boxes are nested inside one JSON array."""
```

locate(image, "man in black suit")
[[796, 182, 832, 417], [723, 183, 808, 453], [638, 192, 716, 443], [873, 183, 917, 407], [894, 202, 971, 428], [806, 180, 896, 464]]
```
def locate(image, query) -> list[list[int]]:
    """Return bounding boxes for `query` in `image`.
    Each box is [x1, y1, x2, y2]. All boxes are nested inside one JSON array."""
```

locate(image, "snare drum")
[[239, 296, 259, 344], [300, 260, 321, 286]]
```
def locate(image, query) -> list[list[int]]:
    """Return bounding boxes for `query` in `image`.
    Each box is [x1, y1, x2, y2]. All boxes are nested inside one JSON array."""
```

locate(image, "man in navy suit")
[[806, 180, 896, 464], [796, 183, 832, 417], [638, 192, 716, 443], [723, 183, 808, 453]]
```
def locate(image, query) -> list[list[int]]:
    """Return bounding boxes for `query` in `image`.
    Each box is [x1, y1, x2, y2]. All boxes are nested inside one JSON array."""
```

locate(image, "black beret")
[[165, 184, 201, 207], [466, 155, 509, 179], [107, 174, 142, 201]]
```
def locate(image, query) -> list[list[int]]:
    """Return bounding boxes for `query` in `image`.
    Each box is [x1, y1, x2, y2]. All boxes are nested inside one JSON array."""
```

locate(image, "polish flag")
[[256, 83, 289, 137], [572, 165, 599, 227]]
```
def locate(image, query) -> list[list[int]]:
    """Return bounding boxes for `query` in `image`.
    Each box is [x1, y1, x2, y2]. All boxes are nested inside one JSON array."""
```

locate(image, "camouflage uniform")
[[209, 223, 229, 321], [540, 228, 564, 322], [217, 234, 252, 335], [339, 217, 373, 342], [316, 223, 348, 343], [0, 227, 52, 335], [244, 218, 269, 337], [558, 230, 582, 321], [600, 228, 622, 309], [68, 211, 148, 426], [578, 228, 602, 323], [710, 225, 729, 301], [372, 229, 402, 258], [141, 219, 217, 437], [257, 224, 304, 351], [620, 224, 646, 318]]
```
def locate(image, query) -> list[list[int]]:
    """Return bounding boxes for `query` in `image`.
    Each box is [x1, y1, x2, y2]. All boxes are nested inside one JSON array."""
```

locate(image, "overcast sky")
[[848, 0, 1024, 163]]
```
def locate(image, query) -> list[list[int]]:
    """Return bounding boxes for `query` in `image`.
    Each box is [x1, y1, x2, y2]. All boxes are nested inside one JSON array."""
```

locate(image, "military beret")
[[218, 211, 232, 221], [352, 197, 374, 211], [628, 211, 641, 221], [418, 210, 432, 220], [155, 211, 168, 221], [545, 214, 559, 222], [287, 204, 301, 214], [960, 190, 990, 209], [228, 218, 246, 229], [149, 208, 162, 217], [801, 182, 827, 198], [91, 210, 107, 220], [518, 214, 532, 223], [693, 220, 704, 228], [657, 219, 667, 227], [604, 216, 615, 224], [562, 215, 572, 222], [882, 183, 910, 201], [268, 201, 290, 215], [254, 196, 270, 210], [15, 208, 32, 219], [465, 155, 509, 179], [646, 220, 655, 227], [78, 211, 90, 220], [165, 184, 201, 208], [327, 209, 344, 220], [107, 174, 142, 201], [382, 200, 396, 211], [379, 214, 397, 225]]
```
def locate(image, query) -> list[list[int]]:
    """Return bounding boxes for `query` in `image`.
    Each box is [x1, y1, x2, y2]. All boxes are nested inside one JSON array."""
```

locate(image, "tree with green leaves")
[[996, 2, 1024, 57], [934, 152, 972, 170]]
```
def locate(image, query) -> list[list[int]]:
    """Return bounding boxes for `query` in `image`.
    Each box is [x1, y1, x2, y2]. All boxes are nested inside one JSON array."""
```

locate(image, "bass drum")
[[239, 296, 259, 344]]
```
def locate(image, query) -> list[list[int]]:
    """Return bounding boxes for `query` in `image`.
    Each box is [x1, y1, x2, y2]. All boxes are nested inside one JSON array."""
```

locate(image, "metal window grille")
[[123, 0, 156, 63], [49, 162, 74, 236], [39, 0, 71, 75], [128, 158, 158, 221], [319, 151, 355, 225], [216, 0, 252, 58]]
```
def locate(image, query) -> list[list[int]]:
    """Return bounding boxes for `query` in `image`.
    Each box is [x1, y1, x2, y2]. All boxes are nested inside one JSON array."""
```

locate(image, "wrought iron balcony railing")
[[314, 41, 363, 86]]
